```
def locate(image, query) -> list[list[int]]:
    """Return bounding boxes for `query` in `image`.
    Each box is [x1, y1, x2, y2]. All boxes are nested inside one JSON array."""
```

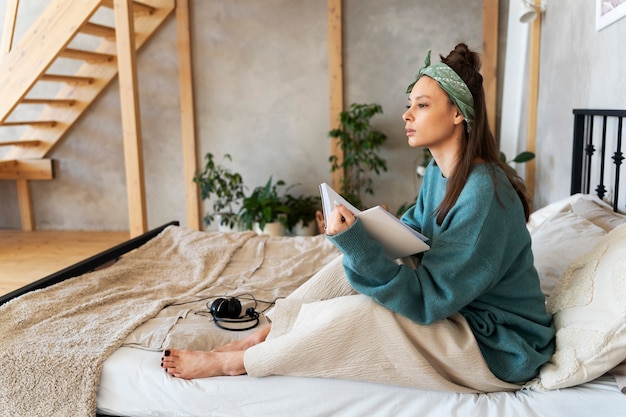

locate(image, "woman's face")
[[402, 76, 463, 151]]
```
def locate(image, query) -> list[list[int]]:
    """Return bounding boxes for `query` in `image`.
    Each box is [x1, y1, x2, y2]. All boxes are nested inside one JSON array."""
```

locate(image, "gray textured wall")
[[2, 0, 623, 230]]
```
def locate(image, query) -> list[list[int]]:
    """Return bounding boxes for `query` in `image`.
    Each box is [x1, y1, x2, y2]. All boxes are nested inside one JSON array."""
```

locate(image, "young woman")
[[161, 43, 555, 392]]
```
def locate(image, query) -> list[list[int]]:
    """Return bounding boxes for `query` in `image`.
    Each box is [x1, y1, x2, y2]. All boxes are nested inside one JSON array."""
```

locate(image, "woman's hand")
[[325, 204, 356, 236]]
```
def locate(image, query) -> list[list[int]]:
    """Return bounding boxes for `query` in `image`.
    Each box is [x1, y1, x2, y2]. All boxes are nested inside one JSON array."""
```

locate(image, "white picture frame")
[[596, 0, 626, 30]]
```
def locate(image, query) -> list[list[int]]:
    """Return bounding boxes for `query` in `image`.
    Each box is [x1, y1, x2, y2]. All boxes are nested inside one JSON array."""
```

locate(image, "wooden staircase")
[[0, 0, 176, 231]]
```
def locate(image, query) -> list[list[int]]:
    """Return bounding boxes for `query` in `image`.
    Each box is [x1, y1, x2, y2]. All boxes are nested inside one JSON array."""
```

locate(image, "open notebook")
[[319, 183, 429, 259]]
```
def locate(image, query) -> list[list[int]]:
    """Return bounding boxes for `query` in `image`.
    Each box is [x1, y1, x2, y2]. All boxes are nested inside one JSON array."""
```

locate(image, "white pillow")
[[527, 194, 588, 233], [571, 197, 626, 232], [529, 223, 626, 390], [530, 210, 606, 297], [527, 193, 624, 234]]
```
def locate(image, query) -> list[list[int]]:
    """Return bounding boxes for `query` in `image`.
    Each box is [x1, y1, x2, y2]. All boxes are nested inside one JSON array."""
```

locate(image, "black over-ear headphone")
[[209, 297, 260, 331], [210, 297, 243, 319]]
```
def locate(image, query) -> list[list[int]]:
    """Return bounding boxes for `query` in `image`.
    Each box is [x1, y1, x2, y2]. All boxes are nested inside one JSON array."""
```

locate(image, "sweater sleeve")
[[326, 214, 498, 325]]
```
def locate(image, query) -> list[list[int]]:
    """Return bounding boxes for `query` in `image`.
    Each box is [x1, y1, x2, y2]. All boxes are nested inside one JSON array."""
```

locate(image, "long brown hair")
[[433, 43, 531, 224]]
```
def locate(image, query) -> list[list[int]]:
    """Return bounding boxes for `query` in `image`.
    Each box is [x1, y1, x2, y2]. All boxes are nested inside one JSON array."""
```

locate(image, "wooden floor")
[[0, 229, 129, 296]]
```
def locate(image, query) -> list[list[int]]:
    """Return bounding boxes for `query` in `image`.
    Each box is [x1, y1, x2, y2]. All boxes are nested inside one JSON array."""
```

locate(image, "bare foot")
[[161, 325, 271, 378], [161, 349, 246, 379], [213, 324, 271, 352]]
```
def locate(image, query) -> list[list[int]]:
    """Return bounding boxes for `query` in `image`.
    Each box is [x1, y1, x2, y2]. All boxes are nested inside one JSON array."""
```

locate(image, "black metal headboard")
[[571, 109, 625, 212]]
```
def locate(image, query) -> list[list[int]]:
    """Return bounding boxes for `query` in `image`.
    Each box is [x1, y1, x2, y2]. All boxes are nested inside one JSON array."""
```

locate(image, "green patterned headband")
[[406, 50, 475, 133]]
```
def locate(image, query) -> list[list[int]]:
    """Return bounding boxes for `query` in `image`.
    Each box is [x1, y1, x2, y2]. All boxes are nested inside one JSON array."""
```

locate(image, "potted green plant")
[[239, 177, 291, 236], [193, 152, 246, 230], [284, 190, 321, 236], [328, 102, 388, 209]]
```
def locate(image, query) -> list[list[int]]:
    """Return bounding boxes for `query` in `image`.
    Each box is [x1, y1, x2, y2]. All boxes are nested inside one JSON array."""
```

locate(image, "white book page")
[[319, 183, 429, 259], [361, 206, 429, 242], [319, 183, 359, 222]]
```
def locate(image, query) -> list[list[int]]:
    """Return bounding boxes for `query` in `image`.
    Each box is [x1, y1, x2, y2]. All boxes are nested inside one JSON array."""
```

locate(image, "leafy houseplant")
[[194, 153, 246, 229], [500, 151, 535, 165], [239, 177, 291, 234], [284, 191, 321, 235], [328, 102, 388, 209]]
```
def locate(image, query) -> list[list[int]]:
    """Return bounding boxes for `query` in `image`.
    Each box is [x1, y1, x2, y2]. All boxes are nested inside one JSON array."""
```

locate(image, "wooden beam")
[[0, 140, 41, 147], [101, 0, 156, 16], [59, 48, 115, 62], [482, 0, 499, 137], [2, 120, 57, 127], [21, 98, 76, 106], [80, 21, 116, 39], [114, 0, 148, 237], [1, 0, 19, 56], [16, 180, 33, 231], [526, 2, 542, 203], [327, 0, 343, 191], [39, 74, 95, 84], [0, 159, 54, 180], [176, 0, 201, 230]]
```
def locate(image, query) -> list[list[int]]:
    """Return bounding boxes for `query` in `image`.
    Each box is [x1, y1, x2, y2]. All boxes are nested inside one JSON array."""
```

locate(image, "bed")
[[1, 108, 625, 417]]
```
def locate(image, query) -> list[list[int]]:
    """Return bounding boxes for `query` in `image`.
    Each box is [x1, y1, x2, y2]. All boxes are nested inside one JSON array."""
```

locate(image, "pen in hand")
[[334, 200, 346, 223]]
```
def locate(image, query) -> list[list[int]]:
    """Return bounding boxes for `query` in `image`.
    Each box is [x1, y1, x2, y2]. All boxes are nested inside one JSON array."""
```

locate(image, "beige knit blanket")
[[0, 226, 255, 417]]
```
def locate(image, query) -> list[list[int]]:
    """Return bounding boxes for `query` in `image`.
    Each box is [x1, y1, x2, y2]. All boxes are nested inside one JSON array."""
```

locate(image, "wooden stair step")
[[0, 159, 54, 180], [80, 22, 116, 39], [59, 48, 115, 62], [40, 74, 95, 84], [2, 121, 57, 128], [21, 98, 76, 106], [0, 140, 41, 147], [100, 0, 155, 15]]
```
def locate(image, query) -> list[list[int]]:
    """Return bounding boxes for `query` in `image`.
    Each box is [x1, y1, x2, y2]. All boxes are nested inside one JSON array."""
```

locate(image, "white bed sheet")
[[97, 347, 626, 417]]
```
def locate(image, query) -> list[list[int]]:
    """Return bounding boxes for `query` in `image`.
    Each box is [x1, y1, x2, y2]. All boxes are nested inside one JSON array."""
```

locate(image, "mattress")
[[97, 346, 626, 417]]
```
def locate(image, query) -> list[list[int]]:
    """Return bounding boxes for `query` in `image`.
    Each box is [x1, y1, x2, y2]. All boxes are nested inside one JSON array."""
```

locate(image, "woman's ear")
[[453, 108, 465, 127]]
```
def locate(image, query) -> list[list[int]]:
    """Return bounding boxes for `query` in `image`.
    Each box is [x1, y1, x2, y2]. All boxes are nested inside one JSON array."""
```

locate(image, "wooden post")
[[1, 0, 33, 231], [16, 180, 33, 231], [114, 0, 147, 237], [176, 0, 201, 230], [526, 1, 542, 203], [327, 0, 343, 191], [482, 0, 499, 137]]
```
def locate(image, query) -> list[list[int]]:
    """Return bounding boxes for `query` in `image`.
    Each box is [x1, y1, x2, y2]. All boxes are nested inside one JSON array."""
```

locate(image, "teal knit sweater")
[[327, 163, 555, 383]]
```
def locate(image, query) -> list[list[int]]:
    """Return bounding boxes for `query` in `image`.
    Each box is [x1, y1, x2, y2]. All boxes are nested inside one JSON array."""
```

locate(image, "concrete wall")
[[3, 0, 623, 230]]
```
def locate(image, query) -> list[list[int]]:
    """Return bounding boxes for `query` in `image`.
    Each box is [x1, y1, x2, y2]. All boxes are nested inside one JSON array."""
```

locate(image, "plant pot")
[[218, 223, 239, 233], [253, 221, 285, 237], [289, 220, 317, 236]]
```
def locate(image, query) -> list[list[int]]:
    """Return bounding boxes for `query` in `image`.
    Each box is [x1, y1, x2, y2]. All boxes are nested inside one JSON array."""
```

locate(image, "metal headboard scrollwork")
[[571, 109, 625, 212]]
